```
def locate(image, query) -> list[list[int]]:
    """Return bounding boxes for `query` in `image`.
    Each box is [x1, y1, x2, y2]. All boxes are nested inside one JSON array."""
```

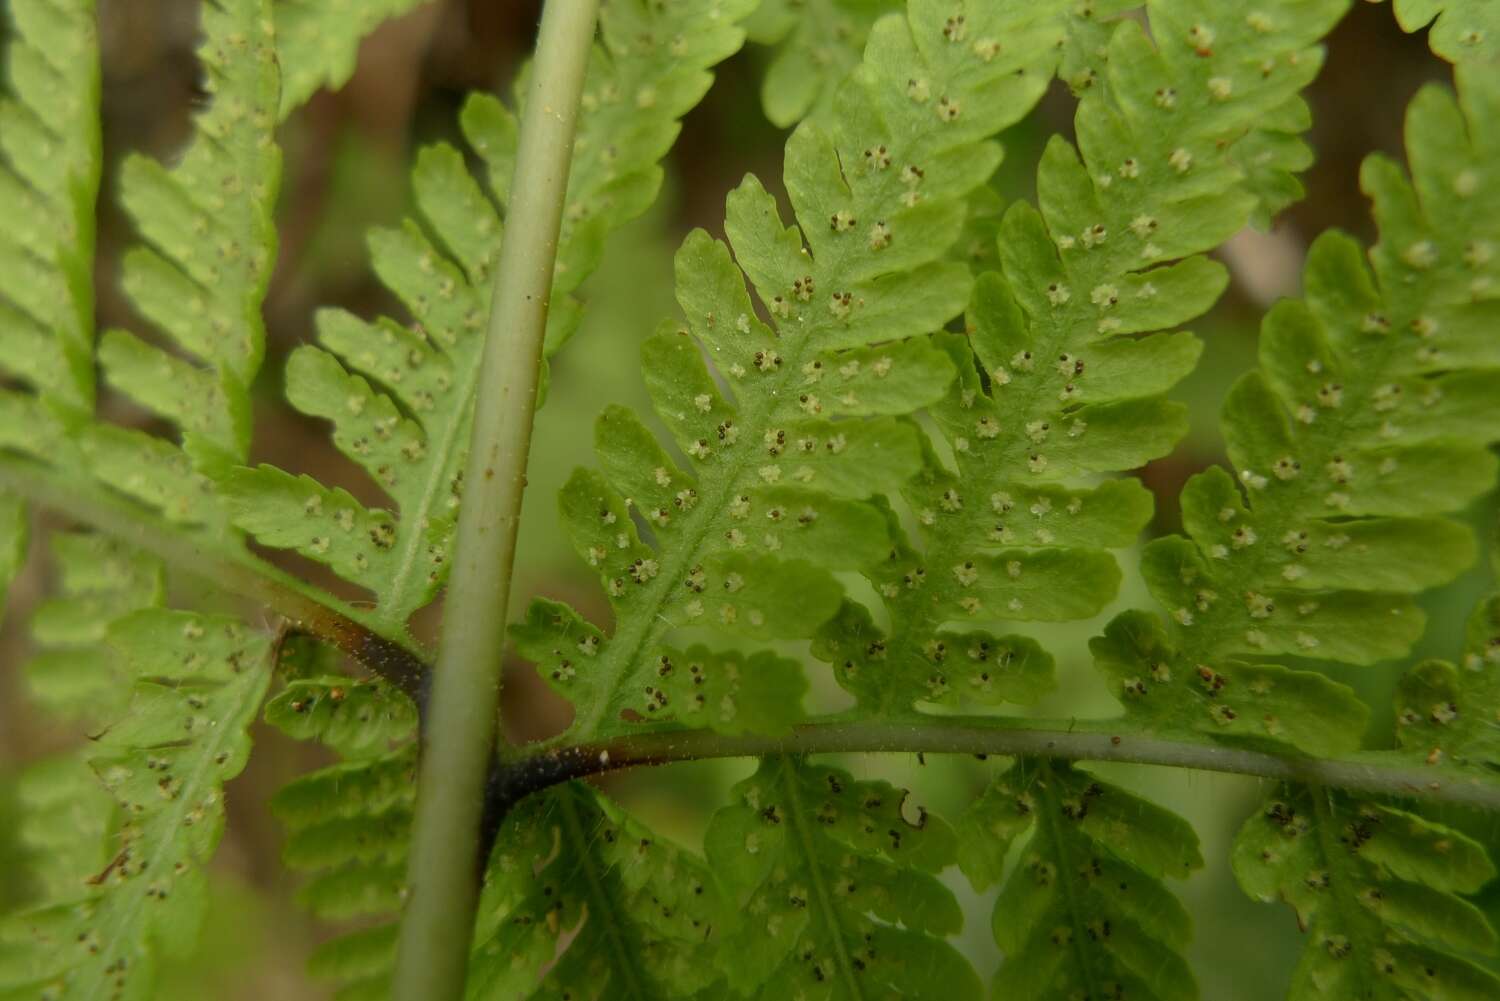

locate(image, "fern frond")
[[818, 0, 1347, 715], [0, 0, 100, 428], [958, 760, 1203, 1000], [1234, 785, 1500, 998], [226, 0, 756, 635], [1108, 65, 1500, 756], [467, 783, 723, 999], [527, 0, 1071, 741], [273, 0, 433, 118], [0, 611, 272, 1001], [705, 756, 980, 999], [745, 0, 902, 127], [83, 0, 280, 521], [1390, 0, 1500, 63]]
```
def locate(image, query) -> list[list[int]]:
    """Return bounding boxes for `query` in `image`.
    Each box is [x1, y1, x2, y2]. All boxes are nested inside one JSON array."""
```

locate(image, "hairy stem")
[[390, 2, 598, 998], [0, 455, 427, 700]]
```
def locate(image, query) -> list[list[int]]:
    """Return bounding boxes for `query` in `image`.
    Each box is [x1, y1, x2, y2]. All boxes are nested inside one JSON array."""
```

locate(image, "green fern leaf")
[[265, 678, 417, 999], [528, 0, 1072, 740], [1234, 786, 1500, 998], [273, 0, 432, 118], [0, 0, 100, 433], [1390, 0, 1500, 63], [958, 760, 1203, 1000], [818, 0, 1347, 715], [226, 0, 756, 634], [1113, 65, 1500, 755], [705, 756, 980, 999], [0, 611, 272, 1001], [467, 783, 723, 1000], [84, 0, 280, 523], [746, 0, 903, 127], [1394, 593, 1500, 770]]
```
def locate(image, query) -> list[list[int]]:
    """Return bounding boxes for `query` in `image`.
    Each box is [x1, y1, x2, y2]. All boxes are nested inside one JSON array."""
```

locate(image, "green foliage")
[[0, 0, 99, 429], [0, 611, 272, 1001], [227, 0, 757, 635], [21, 534, 164, 725], [746, 0, 903, 127], [1115, 65, 1500, 757], [265, 679, 418, 1000], [706, 756, 979, 999], [5, 2, 1500, 1000], [273, 0, 433, 118], [1395, 593, 1500, 770], [959, 761, 1202, 1000], [1234, 787, 1500, 998], [1390, 0, 1500, 63], [821, 0, 1347, 714], [468, 784, 723, 1000], [529, 0, 1072, 740]]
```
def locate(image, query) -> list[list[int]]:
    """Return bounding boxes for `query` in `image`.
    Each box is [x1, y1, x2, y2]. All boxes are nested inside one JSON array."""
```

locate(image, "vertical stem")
[[390, 2, 598, 998]]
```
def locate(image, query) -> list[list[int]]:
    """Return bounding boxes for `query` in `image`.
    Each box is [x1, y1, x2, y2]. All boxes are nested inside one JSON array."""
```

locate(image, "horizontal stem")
[[0, 454, 429, 701], [486, 715, 1500, 824]]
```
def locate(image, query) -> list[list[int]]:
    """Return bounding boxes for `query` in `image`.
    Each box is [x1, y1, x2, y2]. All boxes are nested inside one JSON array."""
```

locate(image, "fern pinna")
[[1, 1, 1500, 1000]]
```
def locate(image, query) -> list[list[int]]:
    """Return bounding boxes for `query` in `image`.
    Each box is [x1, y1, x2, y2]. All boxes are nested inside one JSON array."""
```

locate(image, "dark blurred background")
[[2, 2, 1496, 997]]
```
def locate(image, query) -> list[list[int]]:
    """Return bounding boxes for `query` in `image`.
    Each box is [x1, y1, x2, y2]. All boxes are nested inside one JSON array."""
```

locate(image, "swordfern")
[[3, 2, 1500, 1000]]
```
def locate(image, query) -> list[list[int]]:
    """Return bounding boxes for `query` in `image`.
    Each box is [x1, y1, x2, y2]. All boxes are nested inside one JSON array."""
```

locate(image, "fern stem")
[[482, 717, 1500, 824], [0, 455, 427, 699], [390, 2, 599, 998]]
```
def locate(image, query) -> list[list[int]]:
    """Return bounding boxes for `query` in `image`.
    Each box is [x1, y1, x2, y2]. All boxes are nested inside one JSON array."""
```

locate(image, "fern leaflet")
[[467, 784, 723, 999], [524, 0, 1071, 741], [0, 0, 99, 442], [1395, 593, 1500, 770], [225, 0, 756, 635], [705, 756, 979, 999], [1099, 66, 1500, 760], [745, 0, 902, 128], [1389, 0, 1500, 63], [1234, 785, 1500, 998], [958, 760, 1203, 1000], [0, 612, 272, 1001], [80, 0, 280, 525], [817, 0, 1348, 715], [273, 0, 433, 118]]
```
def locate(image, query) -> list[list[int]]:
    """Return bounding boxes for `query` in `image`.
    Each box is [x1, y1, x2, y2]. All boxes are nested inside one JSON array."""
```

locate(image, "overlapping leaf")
[[706, 756, 979, 999], [1119, 67, 1500, 756], [227, 0, 757, 635], [273, 0, 433, 118], [526, 0, 1073, 741], [1234, 785, 1500, 999], [820, 0, 1348, 714], [0, 611, 272, 1001], [959, 760, 1203, 1001]]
